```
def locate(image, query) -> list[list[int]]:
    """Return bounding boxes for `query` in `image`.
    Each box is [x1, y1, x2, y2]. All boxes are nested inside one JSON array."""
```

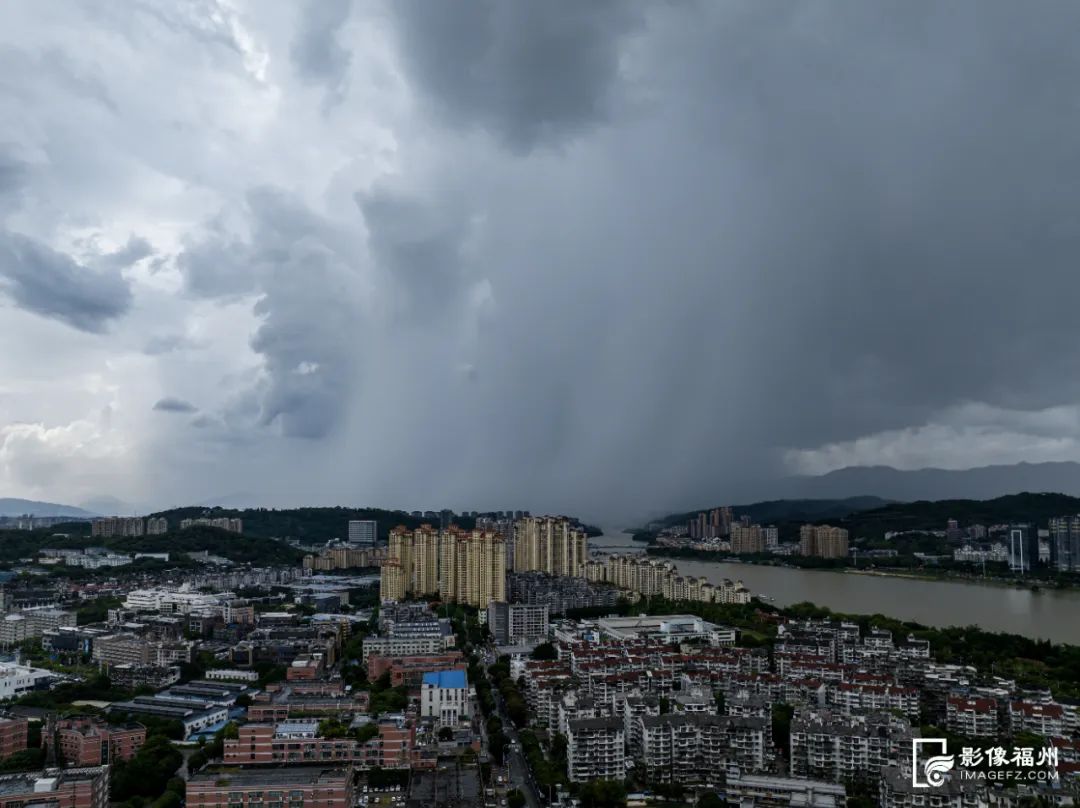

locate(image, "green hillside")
[[0, 524, 304, 566], [840, 492, 1080, 539], [148, 506, 471, 544], [650, 496, 892, 530]]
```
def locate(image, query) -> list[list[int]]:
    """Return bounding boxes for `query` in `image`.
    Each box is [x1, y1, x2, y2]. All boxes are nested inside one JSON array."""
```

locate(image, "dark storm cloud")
[[356, 188, 471, 316], [0, 231, 132, 332], [153, 397, 197, 413], [14, 0, 1080, 516], [290, 0, 352, 101], [177, 187, 362, 440], [645, 0, 1080, 455], [0, 150, 25, 193], [333, 0, 1080, 514], [384, 0, 643, 150]]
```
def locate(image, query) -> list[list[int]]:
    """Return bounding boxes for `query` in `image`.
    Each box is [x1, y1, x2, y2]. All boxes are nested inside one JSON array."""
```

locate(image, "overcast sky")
[[3, 1, 1080, 518]]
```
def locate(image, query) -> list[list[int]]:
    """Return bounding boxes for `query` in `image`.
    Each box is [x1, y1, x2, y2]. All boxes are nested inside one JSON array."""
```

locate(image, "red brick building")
[[286, 655, 324, 682], [246, 696, 360, 722], [187, 767, 353, 808], [366, 651, 464, 687], [48, 717, 146, 766], [0, 766, 110, 808], [223, 720, 414, 768], [0, 714, 28, 760]]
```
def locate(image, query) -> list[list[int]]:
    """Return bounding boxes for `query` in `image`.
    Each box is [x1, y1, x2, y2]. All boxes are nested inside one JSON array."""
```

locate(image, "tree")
[[579, 780, 626, 808], [354, 723, 379, 744], [698, 794, 725, 808], [438, 726, 454, 742], [111, 735, 182, 801], [772, 703, 795, 757], [507, 790, 526, 808], [530, 642, 558, 661]]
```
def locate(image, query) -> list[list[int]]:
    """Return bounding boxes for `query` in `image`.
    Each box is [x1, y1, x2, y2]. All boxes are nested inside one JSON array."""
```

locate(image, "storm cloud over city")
[[3, 1, 1080, 517]]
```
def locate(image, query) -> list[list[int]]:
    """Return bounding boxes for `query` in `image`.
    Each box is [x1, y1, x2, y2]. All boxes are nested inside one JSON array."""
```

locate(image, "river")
[[593, 527, 1080, 645]]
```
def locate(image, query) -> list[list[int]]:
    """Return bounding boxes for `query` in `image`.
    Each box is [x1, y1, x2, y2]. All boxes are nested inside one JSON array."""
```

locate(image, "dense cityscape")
[[0, 502, 1073, 807]]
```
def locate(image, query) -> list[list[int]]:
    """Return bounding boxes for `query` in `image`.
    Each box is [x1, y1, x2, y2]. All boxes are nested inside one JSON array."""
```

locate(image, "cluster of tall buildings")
[[798, 524, 850, 559], [302, 545, 386, 571], [1049, 516, 1080, 572], [380, 525, 506, 607], [512, 516, 589, 578], [729, 523, 779, 554], [91, 516, 168, 537], [583, 554, 751, 604], [687, 507, 733, 539]]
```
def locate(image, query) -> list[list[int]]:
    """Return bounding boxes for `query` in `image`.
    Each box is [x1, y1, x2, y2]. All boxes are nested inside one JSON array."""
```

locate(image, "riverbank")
[[645, 545, 1079, 592], [592, 528, 1080, 644]]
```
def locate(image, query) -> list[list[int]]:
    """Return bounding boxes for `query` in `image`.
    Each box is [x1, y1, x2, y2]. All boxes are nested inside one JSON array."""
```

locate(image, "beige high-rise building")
[[440, 528, 507, 608], [380, 525, 506, 608], [382, 525, 441, 599], [730, 524, 765, 554], [799, 524, 849, 559], [512, 516, 589, 578]]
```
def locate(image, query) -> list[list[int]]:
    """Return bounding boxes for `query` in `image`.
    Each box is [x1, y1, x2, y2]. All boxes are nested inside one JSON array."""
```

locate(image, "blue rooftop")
[[421, 669, 467, 689]]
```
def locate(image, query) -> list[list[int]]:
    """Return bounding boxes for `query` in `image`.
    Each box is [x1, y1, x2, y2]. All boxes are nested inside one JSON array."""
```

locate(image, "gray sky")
[[2, 1, 1080, 518]]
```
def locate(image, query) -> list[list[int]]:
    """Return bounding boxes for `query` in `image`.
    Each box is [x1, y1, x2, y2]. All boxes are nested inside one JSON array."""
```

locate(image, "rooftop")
[[191, 768, 350, 787], [421, 669, 466, 689]]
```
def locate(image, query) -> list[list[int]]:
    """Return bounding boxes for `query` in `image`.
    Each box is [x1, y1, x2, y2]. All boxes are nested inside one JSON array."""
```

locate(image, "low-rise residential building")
[[566, 717, 625, 783], [789, 710, 914, 783], [827, 682, 920, 718], [638, 713, 767, 783], [486, 602, 549, 646], [945, 695, 999, 738], [879, 765, 985, 808], [1009, 700, 1065, 737]]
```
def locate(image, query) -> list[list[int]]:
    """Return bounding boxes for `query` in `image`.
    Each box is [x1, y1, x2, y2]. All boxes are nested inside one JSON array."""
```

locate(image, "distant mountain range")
[[773, 461, 1080, 502], [0, 498, 98, 518]]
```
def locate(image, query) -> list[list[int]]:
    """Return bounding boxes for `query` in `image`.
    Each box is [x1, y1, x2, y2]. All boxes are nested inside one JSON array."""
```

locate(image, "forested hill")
[[840, 492, 1080, 539], [147, 506, 600, 544], [0, 525, 304, 565], [652, 496, 891, 530], [148, 506, 445, 544], [648, 492, 1080, 542]]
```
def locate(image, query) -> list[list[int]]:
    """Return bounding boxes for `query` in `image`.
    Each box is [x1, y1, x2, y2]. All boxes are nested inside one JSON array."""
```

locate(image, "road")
[[482, 646, 546, 808]]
